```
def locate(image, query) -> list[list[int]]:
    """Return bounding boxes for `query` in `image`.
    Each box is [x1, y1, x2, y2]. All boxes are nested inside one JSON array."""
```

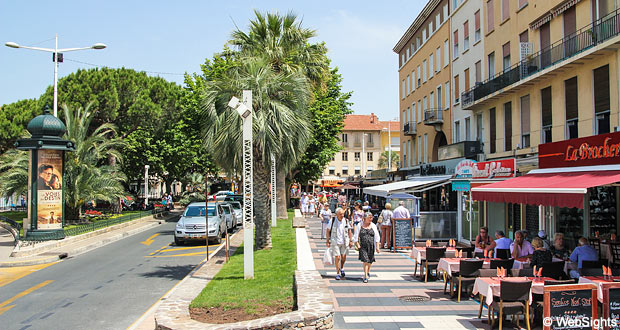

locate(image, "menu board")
[[392, 218, 412, 250], [544, 284, 597, 330], [603, 284, 620, 330]]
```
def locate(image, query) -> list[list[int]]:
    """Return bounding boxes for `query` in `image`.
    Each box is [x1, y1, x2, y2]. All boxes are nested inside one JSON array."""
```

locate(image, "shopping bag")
[[322, 247, 334, 265]]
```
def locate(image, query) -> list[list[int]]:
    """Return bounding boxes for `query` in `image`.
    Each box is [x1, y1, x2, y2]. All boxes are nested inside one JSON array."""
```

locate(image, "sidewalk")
[[0, 211, 179, 267], [305, 215, 486, 330]]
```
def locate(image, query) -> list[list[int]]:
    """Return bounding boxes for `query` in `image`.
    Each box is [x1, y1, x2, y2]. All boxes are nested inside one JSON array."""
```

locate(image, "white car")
[[228, 201, 243, 226], [175, 202, 227, 245]]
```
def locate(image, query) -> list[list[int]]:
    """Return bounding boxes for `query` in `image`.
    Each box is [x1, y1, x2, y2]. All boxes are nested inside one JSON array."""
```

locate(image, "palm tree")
[[62, 104, 127, 220], [230, 10, 329, 219], [201, 55, 311, 249], [0, 149, 28, 199], [378, 150, 400, 170]]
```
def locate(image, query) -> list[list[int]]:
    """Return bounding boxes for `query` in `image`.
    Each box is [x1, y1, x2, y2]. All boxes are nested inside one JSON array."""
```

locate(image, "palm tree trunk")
[[253, 159, 272, 249], [276, 171, 288, 219]]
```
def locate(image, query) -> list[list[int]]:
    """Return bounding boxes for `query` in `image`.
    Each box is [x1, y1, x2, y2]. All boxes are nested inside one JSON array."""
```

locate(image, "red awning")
[[471, 170, 620, 209]]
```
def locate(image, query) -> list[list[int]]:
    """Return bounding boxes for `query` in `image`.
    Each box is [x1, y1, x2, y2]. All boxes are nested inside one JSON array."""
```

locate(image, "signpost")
[[544, 284, 597, 330], [392, 218, 413, 250]]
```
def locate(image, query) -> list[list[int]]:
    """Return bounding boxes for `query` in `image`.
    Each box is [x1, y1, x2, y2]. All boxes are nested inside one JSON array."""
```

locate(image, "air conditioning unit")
[[477, 153, 487, 162]]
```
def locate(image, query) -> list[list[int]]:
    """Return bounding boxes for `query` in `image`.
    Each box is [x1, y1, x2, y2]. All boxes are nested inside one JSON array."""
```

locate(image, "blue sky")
[[0, 1, 424, 121]]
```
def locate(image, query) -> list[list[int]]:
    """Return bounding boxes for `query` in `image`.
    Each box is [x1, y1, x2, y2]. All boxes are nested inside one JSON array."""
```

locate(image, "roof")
[[393, 0, 442, 53], [343, 114, 382, 131], [379, 121, 400, 131]]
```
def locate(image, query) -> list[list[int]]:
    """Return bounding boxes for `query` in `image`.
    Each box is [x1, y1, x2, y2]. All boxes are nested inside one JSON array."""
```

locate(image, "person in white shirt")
[[392, 201, 411, 220], [379, 203, 394, 249], [300, 193, 309, 217], [319, 204, 333, 239], [511, 230, 534, 258], [326, 208, 353, 280]]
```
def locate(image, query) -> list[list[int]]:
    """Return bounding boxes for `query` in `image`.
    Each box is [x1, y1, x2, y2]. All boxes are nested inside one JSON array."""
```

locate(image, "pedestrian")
[[300, 193, 309, 217], [379, 203, 394, 250], [337, 193, 346, 207], [326, 208, 353, 280], [353, 212, 381, 283], [319, 204, 333, 239], [362, 201, 370, 211], [392, 201, 411, 221], [308, 195, 316, 216], [329, 194, 338, 213], [352, 203, 364, 226]]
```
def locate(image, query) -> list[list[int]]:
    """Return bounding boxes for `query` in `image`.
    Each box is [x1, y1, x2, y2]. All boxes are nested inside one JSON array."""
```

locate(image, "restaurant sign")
[[455, 158, 516, 179], [539, 131, 620, 169]]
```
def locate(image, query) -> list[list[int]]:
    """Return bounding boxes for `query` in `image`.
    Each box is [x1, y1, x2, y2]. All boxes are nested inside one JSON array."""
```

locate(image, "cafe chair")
[[489, 280, 532, 330], [456, 246, 474, 258], [423, 247, 446, 283], [610, 242, 620, 268], [581, 260, 603, 269], [476, 269, 505, 319], [490, 259, 515, 270], [437, 241, 448, 247], [541, 261, 565, 280], [580, 267, 620, 276], [511, 268, 533, 277], [495, 248, 511, 260], [450, 259, 484, 302], [414, 241, 426, 247], [588, 237, 602, 260], [474, 251, 485, 258]]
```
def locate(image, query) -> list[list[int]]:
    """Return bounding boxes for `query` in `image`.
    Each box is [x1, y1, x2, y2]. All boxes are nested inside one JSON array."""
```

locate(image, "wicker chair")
[[489, 280, 532, 330], [423, 247, 446, 283], [450, 259, 484, 302], [490, 259, 515, 270]]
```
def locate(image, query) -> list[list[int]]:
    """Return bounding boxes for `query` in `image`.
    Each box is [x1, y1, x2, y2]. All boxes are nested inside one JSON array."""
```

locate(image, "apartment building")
[[394, 0, 452, 171], [320, 114, 399, 184]]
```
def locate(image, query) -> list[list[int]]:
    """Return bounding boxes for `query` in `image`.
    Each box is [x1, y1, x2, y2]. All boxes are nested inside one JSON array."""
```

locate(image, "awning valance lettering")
[[363, 175, 451, 198]]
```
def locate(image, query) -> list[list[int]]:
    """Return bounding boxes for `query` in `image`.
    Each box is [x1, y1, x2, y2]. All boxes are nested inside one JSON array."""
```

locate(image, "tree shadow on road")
[[138, 265, 196, 280]]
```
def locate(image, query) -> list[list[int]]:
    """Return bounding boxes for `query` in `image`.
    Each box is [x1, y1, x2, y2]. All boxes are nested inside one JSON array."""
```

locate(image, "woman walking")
[[352, 203, 364, 226], [379, 203, 394, 250], [353, 212, 381, 283], [308, 195, 316, 217]]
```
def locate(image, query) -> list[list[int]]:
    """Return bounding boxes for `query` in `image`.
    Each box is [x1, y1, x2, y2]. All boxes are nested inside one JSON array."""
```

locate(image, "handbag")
[[377, 211, 384, 224]]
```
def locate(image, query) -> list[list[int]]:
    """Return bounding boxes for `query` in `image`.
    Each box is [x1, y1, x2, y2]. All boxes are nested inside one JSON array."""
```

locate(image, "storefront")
[[451, 158, 517, 244], [472, 131, 620, 249]]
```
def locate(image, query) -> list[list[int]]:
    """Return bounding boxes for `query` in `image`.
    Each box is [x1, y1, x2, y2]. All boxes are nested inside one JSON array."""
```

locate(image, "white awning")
[[363, 175, 452, 198]]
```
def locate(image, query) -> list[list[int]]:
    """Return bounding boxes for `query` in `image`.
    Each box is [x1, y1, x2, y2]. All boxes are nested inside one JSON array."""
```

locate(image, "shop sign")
[[539, 131, 620, 168], [455, 158, 516, 179], [420, 164, 446, 176]]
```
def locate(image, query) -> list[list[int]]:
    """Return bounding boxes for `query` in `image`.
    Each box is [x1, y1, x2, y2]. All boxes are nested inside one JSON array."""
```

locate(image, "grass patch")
[[190, 211, 297, 315], [0, 211, 26, 225]]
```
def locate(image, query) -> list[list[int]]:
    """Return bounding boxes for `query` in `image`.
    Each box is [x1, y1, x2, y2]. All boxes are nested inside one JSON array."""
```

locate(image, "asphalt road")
[[0, 217, 228, 330]]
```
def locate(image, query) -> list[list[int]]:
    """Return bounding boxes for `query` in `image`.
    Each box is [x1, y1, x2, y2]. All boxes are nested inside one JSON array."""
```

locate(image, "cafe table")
[[410, 246, 457, 264], [473, 276, 552, 318], [438, 257, 529, 274], [578, 276, 620, 302]]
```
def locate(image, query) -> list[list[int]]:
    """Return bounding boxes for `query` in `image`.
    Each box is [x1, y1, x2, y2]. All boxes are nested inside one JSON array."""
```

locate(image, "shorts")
[[331, 244, 349, 256], [301, 204, 308, 213]]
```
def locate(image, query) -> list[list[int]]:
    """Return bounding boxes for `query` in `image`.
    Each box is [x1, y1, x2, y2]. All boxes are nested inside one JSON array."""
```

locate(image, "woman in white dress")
[[300, 193, 309, 217], [308, 195, 316, 216]]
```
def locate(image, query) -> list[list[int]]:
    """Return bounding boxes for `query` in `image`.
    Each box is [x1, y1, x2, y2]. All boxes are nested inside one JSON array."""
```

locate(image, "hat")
[[538, 230, 547, 238]]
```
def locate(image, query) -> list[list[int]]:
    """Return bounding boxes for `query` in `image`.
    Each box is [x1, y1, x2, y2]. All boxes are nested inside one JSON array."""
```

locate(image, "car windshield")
[[222, 206, 230, 214], [230, 203, 241, 210], [184, 206, 216, 217]]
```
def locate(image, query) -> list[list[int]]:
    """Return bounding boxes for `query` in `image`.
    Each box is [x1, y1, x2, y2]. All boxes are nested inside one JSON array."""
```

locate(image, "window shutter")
[[464, 21, 469, 38], [475, 11, 480, 31], [564, 77, 578, 120], [520, 95, 530, 135], [454, 30, 458, 44], [464, 68, 470, 91], [594, 65, 610, 114], [541, 86, 552, 126], [487, 0, 495, 31]]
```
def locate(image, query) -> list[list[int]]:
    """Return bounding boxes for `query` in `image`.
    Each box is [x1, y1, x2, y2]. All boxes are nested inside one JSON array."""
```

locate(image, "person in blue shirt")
[[569, 237, 599, 278], [494, 230, 512, 257]]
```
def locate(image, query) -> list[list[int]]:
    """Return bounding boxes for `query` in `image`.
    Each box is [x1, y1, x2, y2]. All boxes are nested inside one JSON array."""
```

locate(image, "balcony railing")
[[462, 8, 620, 109], [403, 121, 416, 136], [423, 108, 444, 125]]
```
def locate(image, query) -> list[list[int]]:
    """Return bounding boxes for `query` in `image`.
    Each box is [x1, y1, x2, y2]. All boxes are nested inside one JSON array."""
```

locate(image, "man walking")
[[392, 201, 411, 220], [326, 208, 353, 280]]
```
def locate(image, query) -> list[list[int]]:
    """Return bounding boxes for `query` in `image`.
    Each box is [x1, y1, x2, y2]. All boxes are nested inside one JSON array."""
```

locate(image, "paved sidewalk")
[[306, 215, 486, 330]]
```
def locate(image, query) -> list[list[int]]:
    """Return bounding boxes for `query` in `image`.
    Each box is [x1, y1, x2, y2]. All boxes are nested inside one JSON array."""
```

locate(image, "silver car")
[[228, 201, 242, 226], [174, 202, 227, 245], [217, 203, 234, 232]]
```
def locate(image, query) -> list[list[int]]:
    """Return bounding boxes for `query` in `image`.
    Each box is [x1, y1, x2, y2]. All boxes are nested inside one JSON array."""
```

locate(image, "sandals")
[[363, 277, 368, 283]]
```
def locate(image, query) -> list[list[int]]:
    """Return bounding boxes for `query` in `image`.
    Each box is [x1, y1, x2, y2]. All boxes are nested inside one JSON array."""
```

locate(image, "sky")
[[0, 0, 425, 121]]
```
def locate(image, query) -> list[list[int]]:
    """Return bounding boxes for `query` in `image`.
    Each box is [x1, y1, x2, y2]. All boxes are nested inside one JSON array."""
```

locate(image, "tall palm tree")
[[230, 10, 329, 219], [201, 55, 311, 249], [378, 150, 400, 170]]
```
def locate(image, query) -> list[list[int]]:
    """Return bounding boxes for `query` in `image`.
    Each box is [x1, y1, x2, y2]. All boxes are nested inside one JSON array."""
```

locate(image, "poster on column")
[[37, 149, 63, 229]]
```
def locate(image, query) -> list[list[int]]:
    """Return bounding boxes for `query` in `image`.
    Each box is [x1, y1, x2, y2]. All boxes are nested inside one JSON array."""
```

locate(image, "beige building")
[[394, 0, 453, 171], [320, 114, 400, 182]]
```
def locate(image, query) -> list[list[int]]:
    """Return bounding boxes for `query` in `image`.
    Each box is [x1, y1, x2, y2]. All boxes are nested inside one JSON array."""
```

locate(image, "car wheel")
[[214, 230, 222, 244], [174, 236, 184, 246]]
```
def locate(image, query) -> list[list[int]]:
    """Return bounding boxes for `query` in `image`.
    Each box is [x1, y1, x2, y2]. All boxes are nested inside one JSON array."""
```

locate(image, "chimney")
[[370, 113, 377, 124]]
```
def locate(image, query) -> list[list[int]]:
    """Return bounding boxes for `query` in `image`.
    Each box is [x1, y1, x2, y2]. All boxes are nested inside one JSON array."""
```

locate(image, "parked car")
[[228, 201, 243, 226], [216, 194, 243, 204], [174, 202, 227, 245], [216, 202, 234, 232]]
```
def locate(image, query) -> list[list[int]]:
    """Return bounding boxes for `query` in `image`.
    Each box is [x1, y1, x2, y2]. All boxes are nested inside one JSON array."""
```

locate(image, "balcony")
[[341, 141, 349, 148], [462, 8, 620, 110], [423, 108, 444, 126], [403, 121, 417, 136]]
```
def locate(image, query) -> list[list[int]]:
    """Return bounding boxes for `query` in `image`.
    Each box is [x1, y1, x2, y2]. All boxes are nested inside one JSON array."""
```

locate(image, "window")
[[367, 152, 373, 161], [424, 134, 428, 163], [475, 61, 482, 83], [342, 166, 348, 175], [488, 52, 495, 78], [504, 102, 512, 151], [463, 21, 470, 51], [429, 54, 434, 78], [541, 86, 553, 143], [490, 108, 496, 153], [406, 48, 410, 59], [342, 133, 348, 143], [565, 77, 579, 139], [417, 66, 421, 86], [474, 10, 481, 42], [454, 75, 460, 103], [519, 0, 528, 9], [487, 0, 495, 32], [443, 4, 448, 21], [476, 113, 483, 142], [444, 40, 449, 67], [519, 30, 529, 44], [520, 95, 530, 147], [417, 136, 422, 164], [594, 64, 611, 135], [430, 20, 435, 34], [453, 30, 459, 58], [437, 85, 442, 109], [464, 68, 470, 92], [436, 47, 441, 72], [423, 96, 428, 118], [417, 37, 421, 49], [465, 117, 471, 141], [412, 70, 416, 91], [402, 80, 406, 99], [418, 99, 422, 122], [445, 82, 450, 108], [401, 53, 405, 66], [455, 120, 461, 143], [436, 14, 441, 31], [423, 60, 427, 82], [423, 28, 427, 42], [502, 0, 509, 21], [354, 166, 361, 175], [367, 133, 373, 144], [411, 42, 415, 55], [342, 152, 348, 161], [430, 91, 435, 109], [406, 75, 410, 95], [367, 166, 373, 172], [502, 42, 511, 72], [354, 152, 361, 161], [329, 166, 335, 175]]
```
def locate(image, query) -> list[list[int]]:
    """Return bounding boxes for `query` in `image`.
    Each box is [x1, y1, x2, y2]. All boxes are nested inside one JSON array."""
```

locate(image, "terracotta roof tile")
[[343, 114, 382, 131]]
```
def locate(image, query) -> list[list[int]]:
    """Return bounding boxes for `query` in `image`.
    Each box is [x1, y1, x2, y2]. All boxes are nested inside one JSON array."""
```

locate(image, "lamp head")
[[228, 96, 251, 119], [145, 165, 150, 170], [5, 42, 19, 48], [92, 43, 107, 50]]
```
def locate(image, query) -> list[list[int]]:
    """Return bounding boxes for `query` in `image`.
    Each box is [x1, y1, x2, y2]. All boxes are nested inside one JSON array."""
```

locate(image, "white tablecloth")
[[438, 258, 528, 274], [578, 276, 620, 303], [472, 277, 546, 305], [410, 246, 457, 263]]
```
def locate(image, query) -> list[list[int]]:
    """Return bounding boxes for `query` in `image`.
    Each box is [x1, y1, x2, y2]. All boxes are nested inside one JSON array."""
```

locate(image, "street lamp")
[[228, 91, 254, 280], [144, 165, 150, 205], [270, 153, 277, 228], [362, 133, 368, 176], [382, 117, 398, 171], [5, 34, 107, 117]]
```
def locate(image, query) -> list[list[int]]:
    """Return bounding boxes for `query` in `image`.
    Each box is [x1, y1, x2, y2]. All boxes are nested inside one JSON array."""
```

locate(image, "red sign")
[[539, 131, 620, 169], [455, 158, 516, 179]]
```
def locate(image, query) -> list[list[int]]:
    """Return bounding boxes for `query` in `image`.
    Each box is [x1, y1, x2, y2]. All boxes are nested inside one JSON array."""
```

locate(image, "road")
[[0, 217, 230, 330]]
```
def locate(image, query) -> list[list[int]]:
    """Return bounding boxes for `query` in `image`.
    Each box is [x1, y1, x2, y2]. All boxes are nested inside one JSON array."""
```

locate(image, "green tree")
[[378, 150, 400, 170], [201, 55, 312, 249], [0, 99, 41, 153]]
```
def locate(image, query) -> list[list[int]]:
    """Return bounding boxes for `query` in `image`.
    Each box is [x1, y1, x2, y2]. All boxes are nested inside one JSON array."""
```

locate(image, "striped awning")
[[552, 0, 582, 17], [530, 13, 553, 30]]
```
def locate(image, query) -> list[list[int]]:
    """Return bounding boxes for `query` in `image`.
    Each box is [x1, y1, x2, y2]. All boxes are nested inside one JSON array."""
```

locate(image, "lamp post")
[[5, 34, 106, 117], [270, 153, 277, 227], [228, 91, 254, 280], [144, 165, 150, 205], [362, 133, 368, 176]]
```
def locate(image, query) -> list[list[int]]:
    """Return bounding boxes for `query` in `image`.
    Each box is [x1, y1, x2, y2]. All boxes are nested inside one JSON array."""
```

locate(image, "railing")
[[353, 141, 361, 148], [423, 108, 444, 124], [403, 121, 417, 135], [462, 8, 620, 108]]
